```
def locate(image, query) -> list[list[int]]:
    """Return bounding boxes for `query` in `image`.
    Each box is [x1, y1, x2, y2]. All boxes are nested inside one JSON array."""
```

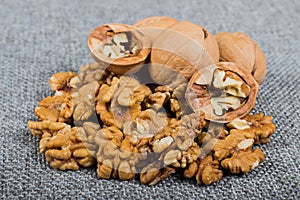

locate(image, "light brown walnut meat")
[[49, 71, 77, 91], [213, 132, 265, 174], [95, 126, 138, 180], [44, 127, 97, 170], [70, 62, 116, 88], [196, 155, 223, 185], [72, 81, 100, 121], [221, 148, 264, 174], [140, 162, 176, 185], [198, 124, 228, 158], [228, 112, 276, 144], [34, 91, 73, 122], [28, 120, 70, 138]]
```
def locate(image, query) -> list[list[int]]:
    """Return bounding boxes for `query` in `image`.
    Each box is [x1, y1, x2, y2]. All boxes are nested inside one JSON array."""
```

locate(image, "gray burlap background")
[[0, 0, 299, 199]]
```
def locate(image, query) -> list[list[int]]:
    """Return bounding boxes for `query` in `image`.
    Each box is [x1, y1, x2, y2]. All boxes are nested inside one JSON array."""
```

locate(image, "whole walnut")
[[149, 21, 219, 88], [134, 16, 179, 44], [215, 32, 267, 84]]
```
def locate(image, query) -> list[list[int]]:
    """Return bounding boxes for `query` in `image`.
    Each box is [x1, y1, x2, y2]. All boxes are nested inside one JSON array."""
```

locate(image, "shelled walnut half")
[[186, 62, 259, 123], [88, 23, 150, 74], [227, 112, 276, 144]]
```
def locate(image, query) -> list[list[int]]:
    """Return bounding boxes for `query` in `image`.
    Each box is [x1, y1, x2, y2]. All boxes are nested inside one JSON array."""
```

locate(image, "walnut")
[[95, 126, 138, 180], [28, 120, 70, 138], [196, 156, 223, 185], [88, 23, 150, 74], [49, 71, 76, 91], [140, 162, 176, 185], [213, 132, 265, 174], [175, 112, 206, 151], [96, 76, 152, 128], [70, 63, 116, 88], [149, 21, 219, 87], [40, 127, 95, 170], [198, 123, 228, 158], [221, 148, 264, 174], [183, 161, 199, 178], [123, 109, 168, 139], [34, 91, 73, 122], [134, 16, 179, 44], [215, 32, 267, 84], [163, 142, 201, 168], [111, 77, 152, 126], [228, 112, 276, 144], [72, 81, 100, 122], [186, 62, 259, 123]]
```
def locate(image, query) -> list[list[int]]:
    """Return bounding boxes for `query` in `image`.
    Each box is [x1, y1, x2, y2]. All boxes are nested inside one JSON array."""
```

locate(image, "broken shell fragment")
[[186, 62, 258, 123], [88, 23, 151, 75]]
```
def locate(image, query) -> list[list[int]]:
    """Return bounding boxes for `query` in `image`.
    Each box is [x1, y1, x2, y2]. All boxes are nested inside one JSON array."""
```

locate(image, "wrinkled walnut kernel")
[[49, 71, 77, 91], [228, 112, 276, 144], [140, 162, 176, 185], [196, 156, 223, 185]]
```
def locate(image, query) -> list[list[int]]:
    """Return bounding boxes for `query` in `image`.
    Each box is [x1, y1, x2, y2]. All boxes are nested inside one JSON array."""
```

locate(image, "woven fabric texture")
[[0, 0, 299, 199]]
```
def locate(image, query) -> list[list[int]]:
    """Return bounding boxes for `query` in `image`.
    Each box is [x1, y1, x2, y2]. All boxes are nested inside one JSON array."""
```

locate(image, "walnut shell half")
[[186, 62, 258, 123], [215, 32, 267, 84], [149, 21, 219, 87], [88, 23, 151, 75]]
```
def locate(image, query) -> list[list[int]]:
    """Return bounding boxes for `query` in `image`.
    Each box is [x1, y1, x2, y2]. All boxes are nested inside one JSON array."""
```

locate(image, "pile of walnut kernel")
[[28, 16, 276, 186]]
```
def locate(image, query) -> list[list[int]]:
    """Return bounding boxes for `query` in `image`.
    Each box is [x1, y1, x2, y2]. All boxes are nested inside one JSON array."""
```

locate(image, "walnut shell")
[[134, 16, 179, 44], [186, 62, 258, 123], [88, 23, 151, 75], [134, 16, 178, 29], [149, 21, 219, 87], [215, 32, 267, 84]]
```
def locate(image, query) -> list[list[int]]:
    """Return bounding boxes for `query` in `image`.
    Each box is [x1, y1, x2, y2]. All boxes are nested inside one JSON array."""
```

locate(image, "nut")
[[34, 93, 73, 123], [134, 16, 179, 44], [186, 62, 259, 123], [42, 126, 97, 170], [88, 23, 151, 74], [150, 21, 219, 88], [221, 148, 264, 174], [196, 155, 223, 185], [215, 32, 267, 84], [229, 112, 276, 144], [213, 131, 265, 174], [140, 162, 176, 185], [49, 71, 77, 91]]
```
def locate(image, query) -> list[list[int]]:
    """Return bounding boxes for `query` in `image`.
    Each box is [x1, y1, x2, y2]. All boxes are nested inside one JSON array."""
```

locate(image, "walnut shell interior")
[[88, 23, 151, 75], [186, 62, 258, 123]]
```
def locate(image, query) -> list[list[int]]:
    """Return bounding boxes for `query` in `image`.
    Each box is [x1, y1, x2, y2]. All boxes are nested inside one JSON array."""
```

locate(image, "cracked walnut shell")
[[215, 32, 267, 84], [186, 62, 259, 123], [88, 23, 151, 74]]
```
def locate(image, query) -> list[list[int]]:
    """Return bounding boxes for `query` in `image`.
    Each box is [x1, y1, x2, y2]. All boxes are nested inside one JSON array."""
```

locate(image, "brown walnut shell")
[[134, 16, 178, 29], [88, 23, 151, 75], [149, 21, 219, 87], [186, 62, 258, 123], [215, 32, 267, 84], [134, 16, 179, 44]]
